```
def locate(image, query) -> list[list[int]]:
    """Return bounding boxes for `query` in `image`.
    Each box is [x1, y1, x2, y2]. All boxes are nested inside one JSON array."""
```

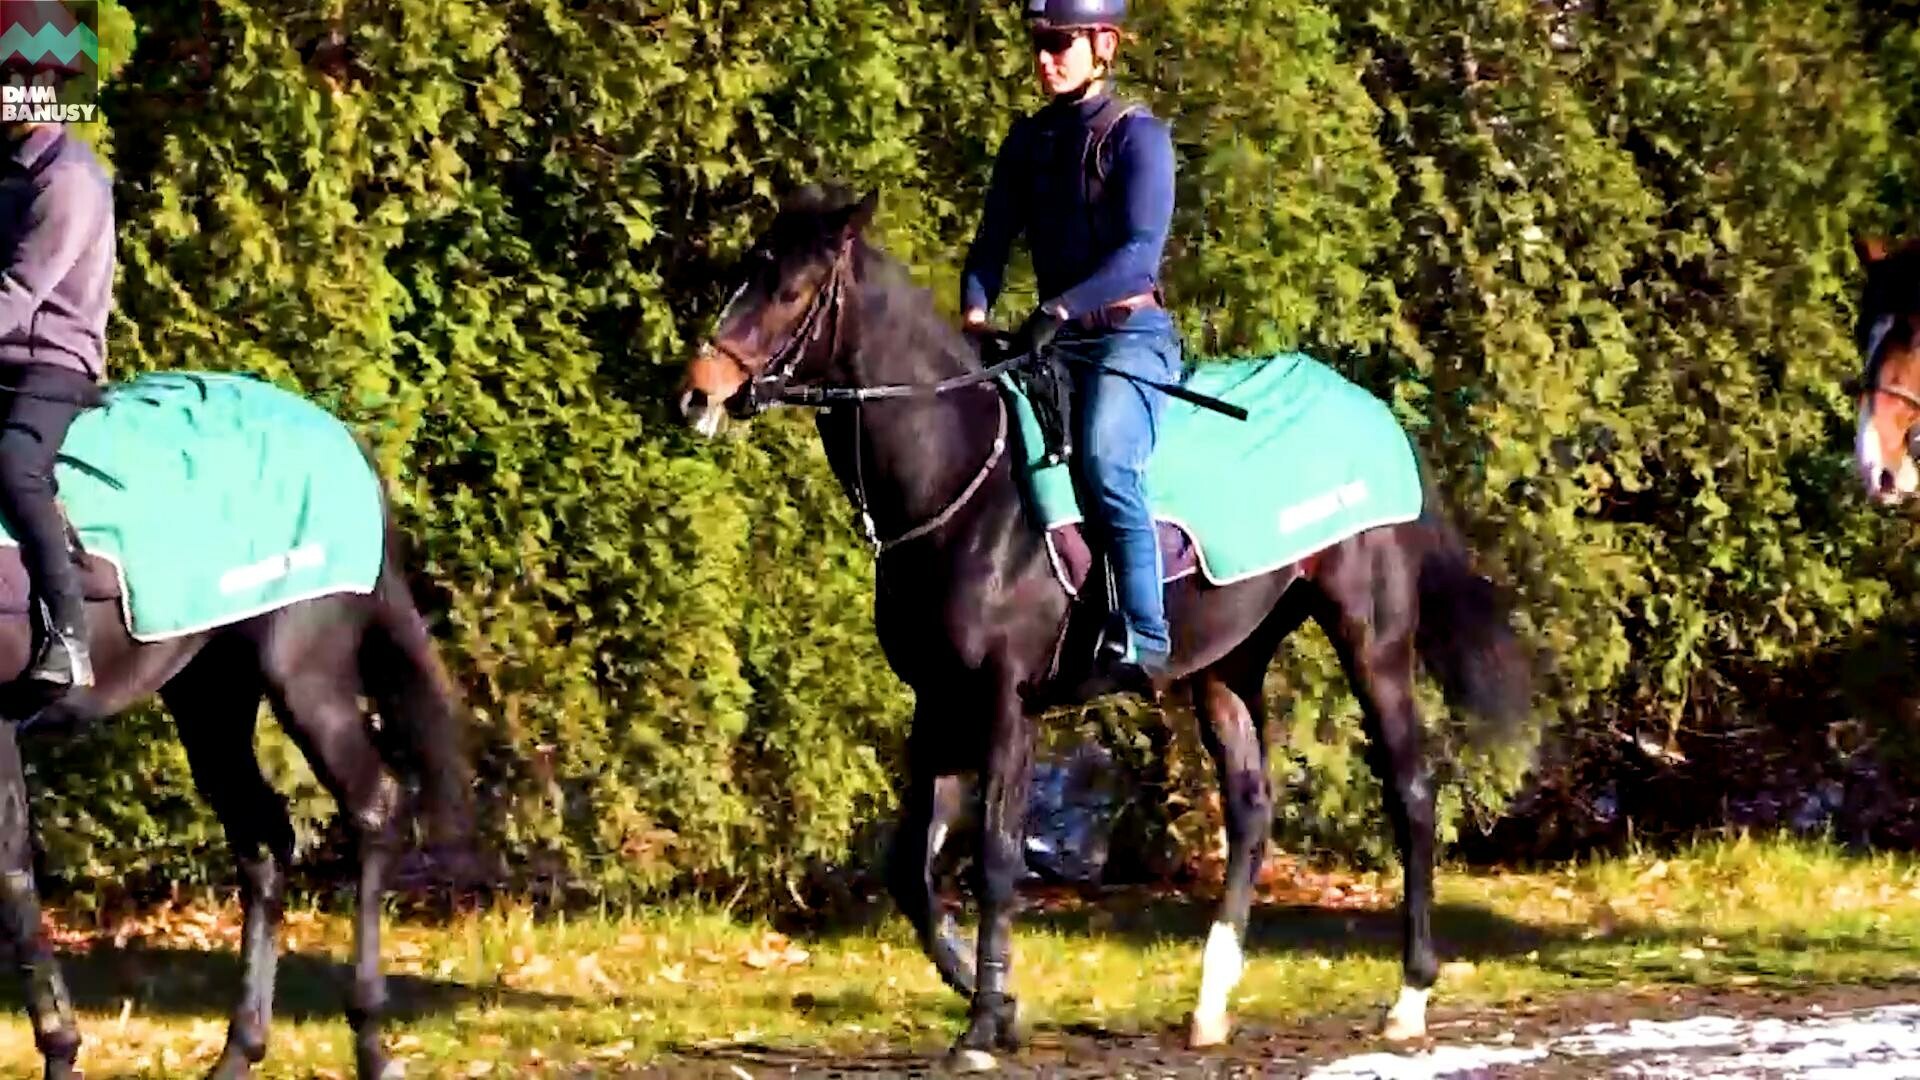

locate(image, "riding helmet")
[[1023, 0, 1128, 30]]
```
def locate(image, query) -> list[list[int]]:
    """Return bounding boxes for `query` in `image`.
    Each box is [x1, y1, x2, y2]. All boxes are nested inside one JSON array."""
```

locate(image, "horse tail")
[[360, 556, 475, 848], [1412, 504, 1534, 752], [353, 442, 475, 849]]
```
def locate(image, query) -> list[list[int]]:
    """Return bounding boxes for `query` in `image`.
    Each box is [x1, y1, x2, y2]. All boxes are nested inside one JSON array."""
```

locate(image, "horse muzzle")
[[677, 386, 730, 438]]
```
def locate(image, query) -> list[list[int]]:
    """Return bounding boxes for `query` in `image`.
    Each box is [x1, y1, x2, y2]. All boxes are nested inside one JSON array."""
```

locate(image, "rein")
[[847, 393, 1009, 555]]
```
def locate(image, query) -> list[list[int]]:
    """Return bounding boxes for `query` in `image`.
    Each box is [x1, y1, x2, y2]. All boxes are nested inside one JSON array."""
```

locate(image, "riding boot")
[[1089, 620, 1169, 701], [25, 585, 90, 689]]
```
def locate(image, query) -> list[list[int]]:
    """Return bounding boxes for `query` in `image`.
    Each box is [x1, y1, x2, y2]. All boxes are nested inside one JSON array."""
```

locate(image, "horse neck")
[[816, 257, 1009, 547]]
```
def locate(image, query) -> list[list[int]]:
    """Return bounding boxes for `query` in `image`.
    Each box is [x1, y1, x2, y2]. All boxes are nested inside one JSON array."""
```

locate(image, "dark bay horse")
[[676, 188, 1532, 1071], [0, 432, 472, 1080]]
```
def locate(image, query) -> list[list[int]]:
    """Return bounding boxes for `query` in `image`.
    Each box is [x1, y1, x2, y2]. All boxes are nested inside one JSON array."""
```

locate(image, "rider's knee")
[[0, 430, 41, 479], [1079, 452, 1148, 510]]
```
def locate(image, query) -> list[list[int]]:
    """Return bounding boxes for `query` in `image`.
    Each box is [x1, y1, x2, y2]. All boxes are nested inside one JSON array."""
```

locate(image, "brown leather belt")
[[1072, 290, 1160, 332]]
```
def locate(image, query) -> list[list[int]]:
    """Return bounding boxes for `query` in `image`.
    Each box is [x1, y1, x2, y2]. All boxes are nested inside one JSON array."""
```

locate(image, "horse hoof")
[[1381, 1014, 1427, 1041], [1188, 1008, 1234, 1048], [1380, 985, 1430, 1042], [948, 1047, 998, 1073]]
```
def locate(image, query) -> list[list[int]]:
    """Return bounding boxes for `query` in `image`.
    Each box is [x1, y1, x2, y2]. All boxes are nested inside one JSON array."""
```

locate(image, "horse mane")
[[780, 182, 863, 216]]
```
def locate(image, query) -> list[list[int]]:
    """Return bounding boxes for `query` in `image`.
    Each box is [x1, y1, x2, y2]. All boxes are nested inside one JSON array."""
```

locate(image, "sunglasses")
[[1030, 28, 1087, 55]]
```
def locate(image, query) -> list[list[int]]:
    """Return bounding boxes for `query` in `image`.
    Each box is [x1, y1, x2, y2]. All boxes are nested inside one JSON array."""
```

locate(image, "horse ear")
[[841, 190, 879, 240], [1857, 234, 1889, 266]]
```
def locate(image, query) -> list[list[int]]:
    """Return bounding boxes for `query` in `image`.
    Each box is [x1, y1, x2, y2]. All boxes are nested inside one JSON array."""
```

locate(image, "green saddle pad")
[[1004, 351, 1425, 584], [0, 371, 386, 641]]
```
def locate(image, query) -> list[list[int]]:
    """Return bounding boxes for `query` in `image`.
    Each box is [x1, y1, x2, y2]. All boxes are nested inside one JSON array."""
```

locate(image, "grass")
[[0, 833, 1914, 1076]]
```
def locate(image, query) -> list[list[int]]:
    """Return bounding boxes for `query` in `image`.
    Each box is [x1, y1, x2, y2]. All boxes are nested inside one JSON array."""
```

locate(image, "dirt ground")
[[640, 981, 1920, 1079]]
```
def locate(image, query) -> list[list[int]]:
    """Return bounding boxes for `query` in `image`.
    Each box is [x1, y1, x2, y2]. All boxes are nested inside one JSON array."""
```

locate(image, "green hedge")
[[24, 0, 1920, 905]]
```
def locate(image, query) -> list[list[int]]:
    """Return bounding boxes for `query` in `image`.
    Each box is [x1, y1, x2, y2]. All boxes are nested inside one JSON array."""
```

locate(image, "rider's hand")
[[1013, 305, 1066, 357]]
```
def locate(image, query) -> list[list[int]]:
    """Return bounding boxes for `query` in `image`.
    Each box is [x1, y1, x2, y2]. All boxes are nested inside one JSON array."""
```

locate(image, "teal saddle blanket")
[[0, 372, 386, 641], [1004, 351, 1425, 586]]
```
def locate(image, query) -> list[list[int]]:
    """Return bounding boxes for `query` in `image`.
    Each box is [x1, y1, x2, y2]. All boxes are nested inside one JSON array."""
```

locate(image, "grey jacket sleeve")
[[0, 161, 110, 341]]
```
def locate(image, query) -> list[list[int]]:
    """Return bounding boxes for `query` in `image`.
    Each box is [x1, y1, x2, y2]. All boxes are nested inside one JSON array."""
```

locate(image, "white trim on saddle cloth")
[[0, 538, 376, 643]]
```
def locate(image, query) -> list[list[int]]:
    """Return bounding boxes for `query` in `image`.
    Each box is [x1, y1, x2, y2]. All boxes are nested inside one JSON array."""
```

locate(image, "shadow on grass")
[[0, 943, 577, 1024], [799, 888, 1654, 965], [1021, 895, 1583, 963]]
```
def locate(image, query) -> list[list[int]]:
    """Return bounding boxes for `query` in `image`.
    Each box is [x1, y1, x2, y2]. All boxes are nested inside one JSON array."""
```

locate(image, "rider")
[[960, 0, 1180, 691], [0, 30, 114, 688]]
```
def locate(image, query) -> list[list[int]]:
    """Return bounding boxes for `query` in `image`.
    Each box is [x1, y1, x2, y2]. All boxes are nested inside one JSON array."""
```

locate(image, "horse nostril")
[[1879, 467, 1897, 493], [679, 388, 707, 419]]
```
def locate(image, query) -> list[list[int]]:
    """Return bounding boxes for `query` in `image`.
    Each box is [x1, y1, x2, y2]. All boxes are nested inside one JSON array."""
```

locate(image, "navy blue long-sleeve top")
[[959, 91, 1176, 321]]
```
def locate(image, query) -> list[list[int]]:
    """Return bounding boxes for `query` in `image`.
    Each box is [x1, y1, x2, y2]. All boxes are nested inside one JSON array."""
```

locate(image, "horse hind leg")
[[160, 643, 286, 1079], [257, 611, 402, 1080], [1319, 550, 1439, 1042], [1186, 612, 1291, 1049]]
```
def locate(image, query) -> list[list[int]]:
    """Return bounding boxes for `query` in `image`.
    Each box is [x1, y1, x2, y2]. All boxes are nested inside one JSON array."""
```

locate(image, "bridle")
[[1853, 315, 1920, 410], [706, 241, 858, 417], [1851, 313, 1920, 465], [698, 236, 1031, 555]]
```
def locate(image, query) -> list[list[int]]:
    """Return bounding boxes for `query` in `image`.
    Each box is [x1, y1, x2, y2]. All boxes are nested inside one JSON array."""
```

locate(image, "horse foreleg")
[[0, 721, 79, 1080], [949, 685, 1031, 1073]]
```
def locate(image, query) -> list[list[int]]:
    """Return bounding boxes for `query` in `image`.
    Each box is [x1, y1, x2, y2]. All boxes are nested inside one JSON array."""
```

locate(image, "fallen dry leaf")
[[576, 952, 620, 994], [742, 931, 811, 971]]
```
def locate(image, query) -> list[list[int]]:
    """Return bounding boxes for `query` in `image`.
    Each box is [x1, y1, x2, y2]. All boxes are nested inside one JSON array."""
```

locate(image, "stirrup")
[[27, 652, 92, 689], [26, 622, 92, 689]]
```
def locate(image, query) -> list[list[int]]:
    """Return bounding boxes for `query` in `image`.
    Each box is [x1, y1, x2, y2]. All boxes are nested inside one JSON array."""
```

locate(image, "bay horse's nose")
[[1879, 466, 1899, 496]]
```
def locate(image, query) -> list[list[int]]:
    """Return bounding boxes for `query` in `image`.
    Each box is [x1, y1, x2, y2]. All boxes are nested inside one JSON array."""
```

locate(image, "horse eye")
[[778, 286, 803, 304]]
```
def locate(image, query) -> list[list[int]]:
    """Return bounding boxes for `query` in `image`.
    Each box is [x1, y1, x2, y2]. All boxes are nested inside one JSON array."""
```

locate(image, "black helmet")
[[1023, 0, 1127, 30]]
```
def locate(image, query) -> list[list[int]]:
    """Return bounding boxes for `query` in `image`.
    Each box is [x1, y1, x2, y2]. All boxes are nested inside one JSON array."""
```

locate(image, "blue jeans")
[[1058, 307, 1182, 660]]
